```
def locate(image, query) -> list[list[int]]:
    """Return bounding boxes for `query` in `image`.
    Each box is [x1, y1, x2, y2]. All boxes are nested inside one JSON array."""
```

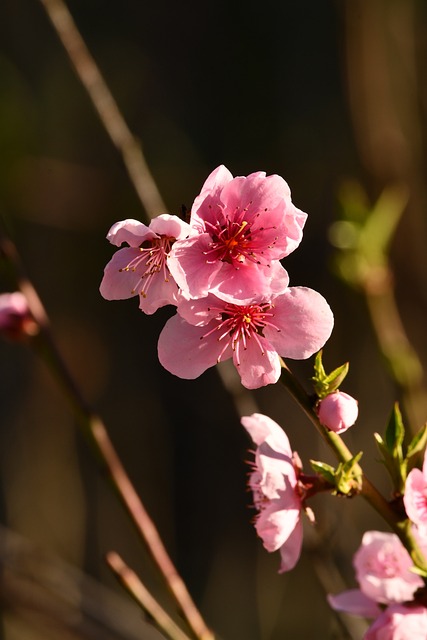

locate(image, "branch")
[[38, 0, 167, 220]]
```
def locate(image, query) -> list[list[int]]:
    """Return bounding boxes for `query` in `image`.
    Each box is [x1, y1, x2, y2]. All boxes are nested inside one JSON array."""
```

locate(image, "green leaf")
[[324, 362, 349, 393], [385, 403, 405, 459], [310, 460, 336, 485], [406, 424, 427, 460]]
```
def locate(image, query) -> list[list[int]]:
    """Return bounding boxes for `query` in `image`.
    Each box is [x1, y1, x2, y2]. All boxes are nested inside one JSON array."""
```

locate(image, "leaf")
[[406, 424, 427, 460], [385, 403, 405, 459], [310, 460, 336, 485], [324, 362, 349, 393]]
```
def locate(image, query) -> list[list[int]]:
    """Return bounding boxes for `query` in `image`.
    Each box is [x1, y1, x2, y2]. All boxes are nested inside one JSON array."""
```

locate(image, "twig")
[[37, 0, 167, 220], [0, 231, 215, 640], [106, 552, 193, 640], [278, 359, 427, 575]]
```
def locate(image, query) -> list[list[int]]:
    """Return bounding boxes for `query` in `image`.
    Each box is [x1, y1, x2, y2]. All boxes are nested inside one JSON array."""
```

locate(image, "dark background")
[[0, 1, 427, 638]]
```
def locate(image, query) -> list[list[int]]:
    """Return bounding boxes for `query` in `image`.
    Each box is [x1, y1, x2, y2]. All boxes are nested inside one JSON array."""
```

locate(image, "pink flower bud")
[[317, 391, 358, 434], [0, 292, 37, 340]]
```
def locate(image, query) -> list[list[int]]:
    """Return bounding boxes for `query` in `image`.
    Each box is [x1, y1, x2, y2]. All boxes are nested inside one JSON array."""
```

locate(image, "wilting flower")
[[158, 286, 334, 389], [100, 215, 193, 314], [241, 413, 304, 572], [317, 391, 358, 434], [364, 604, 427, 640], [0, 292, 37, 340], [404, 449, 427, 536], [167, 165, 307, 304]]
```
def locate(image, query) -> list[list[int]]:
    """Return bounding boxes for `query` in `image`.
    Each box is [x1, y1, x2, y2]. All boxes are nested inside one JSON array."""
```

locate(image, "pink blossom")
[[167, 165, 307, 304], [241, 413, 303, 572], [100, 215, 192, 315], [354, 531, 424, 605], [365, 604, 427, 640], [157, 286, 334, 389], [404, 449, 427, 536], [317, 391, 359, 434], [0, 292, 37, 340]]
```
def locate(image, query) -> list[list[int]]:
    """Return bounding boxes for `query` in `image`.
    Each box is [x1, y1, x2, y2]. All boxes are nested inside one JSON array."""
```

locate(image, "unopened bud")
[[0, 292, 38, 340], [317, 391, 358, 434]]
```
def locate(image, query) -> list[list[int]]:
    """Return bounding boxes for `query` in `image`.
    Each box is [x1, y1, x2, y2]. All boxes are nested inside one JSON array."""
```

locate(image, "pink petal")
[[256, 501, 300, 552], [327, 589, 381, 618], [241, 413, 293, 456], [191, 165, 234, 227], [234, 335, 281, 389], [157, 315, 232, 379], [404, 469, 427, 530], [100, 247, 143, 300], [149, 213, 192, 240], [106, 219, 156, 247], [266, 287, 334, 359], [137, 274, 179, 315], [210, 262, 289, 305], [168, 234, 222, 298], [278, 516, 303, 572]]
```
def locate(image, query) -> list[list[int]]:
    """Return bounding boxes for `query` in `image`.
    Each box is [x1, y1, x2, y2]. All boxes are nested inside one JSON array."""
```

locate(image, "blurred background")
[[0, 0, 427, 638]]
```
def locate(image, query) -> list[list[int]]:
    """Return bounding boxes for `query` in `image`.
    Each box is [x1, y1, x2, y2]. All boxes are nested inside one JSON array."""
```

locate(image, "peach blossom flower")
[[168, 165, 306, 304], [100, 215, 192, 315], [241, 413, 303, 572]]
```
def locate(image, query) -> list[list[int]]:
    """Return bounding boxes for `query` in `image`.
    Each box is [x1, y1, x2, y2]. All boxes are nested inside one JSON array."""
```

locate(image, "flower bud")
[[0, 292, 37, 340], [317, 390, 358, 434]]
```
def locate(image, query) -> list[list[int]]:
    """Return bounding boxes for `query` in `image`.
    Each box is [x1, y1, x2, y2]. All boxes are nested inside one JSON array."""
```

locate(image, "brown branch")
[[106, 552, 193, 640], [0, 231, 215, 640], [38, 0, 167, 220]]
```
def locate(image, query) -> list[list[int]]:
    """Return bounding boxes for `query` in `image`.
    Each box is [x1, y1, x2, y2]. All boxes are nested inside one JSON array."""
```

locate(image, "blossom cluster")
[[243, 412, 427, 638], [329, 531, 427, 638], [100, 165, 334, 389]]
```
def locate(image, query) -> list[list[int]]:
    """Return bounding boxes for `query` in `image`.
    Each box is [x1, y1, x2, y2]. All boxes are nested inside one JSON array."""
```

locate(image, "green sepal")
[[409, 565, 427, 579], [310, 460, 336, 485], [335, 451, 363, 495], [312, 351, 349, 399]]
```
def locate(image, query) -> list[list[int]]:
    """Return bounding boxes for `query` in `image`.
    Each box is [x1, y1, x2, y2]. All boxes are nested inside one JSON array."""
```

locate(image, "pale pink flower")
[[328, 531, 425, 633], [404, 449, 427, 536], [317, 391, 359, 434], [0, 292, 37, 340], [354, 531, 423, 605], [241, 413, 303, 572], [167, 165, 307, 304], [157, 286, 334, 389], [100, 215, 193, 315], [365, 604, 427, 640]]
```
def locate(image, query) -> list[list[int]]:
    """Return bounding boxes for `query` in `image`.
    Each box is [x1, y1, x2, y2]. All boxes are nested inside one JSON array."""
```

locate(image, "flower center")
[[201, 301, 280, 364], [202, 204, 276, 267], [119, 236, 174, 297]]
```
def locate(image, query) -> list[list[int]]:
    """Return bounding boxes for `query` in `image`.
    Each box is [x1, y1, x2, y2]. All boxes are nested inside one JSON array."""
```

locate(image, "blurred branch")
[[0, 230, 215, 640], [37, 0, 167, 220], [0, 525, 160, 640], [330, 182, 427, 432], [107, 552, 192, 640]]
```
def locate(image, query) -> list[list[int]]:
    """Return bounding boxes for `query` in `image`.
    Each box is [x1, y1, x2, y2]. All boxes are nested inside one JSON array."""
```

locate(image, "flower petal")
[[266, 287, 334, 359], [157, 315, 232, 379], [106, 219, 156, 247], [327, 589, 381, 618], [100, 247, 144, 300], [234, 335, 281, 389]]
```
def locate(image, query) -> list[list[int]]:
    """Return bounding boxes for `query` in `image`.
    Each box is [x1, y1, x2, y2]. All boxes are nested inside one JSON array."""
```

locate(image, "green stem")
[[279, 359, 427, 575]]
